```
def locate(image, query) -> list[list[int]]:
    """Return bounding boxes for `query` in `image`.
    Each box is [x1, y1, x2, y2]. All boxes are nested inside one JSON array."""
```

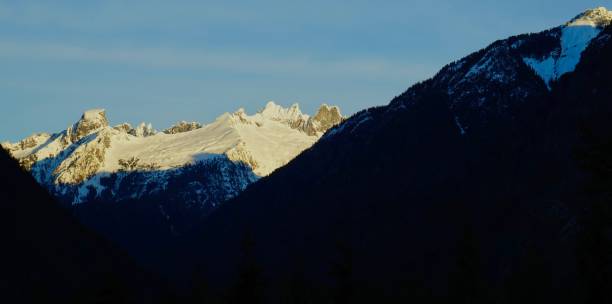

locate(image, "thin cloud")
[[0, 41, 437, 79]]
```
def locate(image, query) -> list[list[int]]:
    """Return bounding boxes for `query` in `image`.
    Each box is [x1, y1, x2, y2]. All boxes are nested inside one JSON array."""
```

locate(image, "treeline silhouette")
[[168, 25, 612, 304], [2, 147, 174, 303], [6, 20, 612, 304]]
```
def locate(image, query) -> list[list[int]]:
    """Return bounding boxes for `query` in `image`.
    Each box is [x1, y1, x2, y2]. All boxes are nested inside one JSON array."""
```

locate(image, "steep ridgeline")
[[3, 102, 343, 267], [1, 147, 166, 303], [4, 101, 342, 206], [177, 8, 612, 303]]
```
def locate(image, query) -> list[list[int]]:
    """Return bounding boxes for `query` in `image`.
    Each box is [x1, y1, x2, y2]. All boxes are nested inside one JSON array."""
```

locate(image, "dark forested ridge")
[[1, 148, 169, 303], [168, 25, 612, 303], [6, 11, 612, 304]]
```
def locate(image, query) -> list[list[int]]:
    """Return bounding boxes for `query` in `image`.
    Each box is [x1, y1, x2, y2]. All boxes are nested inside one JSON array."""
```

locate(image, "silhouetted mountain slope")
[[176, 16, 612, 303], [1, 148, 165, 303], [2, 102, 343, 270]]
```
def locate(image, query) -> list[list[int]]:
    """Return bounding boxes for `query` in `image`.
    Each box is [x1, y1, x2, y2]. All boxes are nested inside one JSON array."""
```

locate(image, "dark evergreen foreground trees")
[[2, 148, 169, 303], [6, 15, 612, 304], [171, 24, 612, 304]]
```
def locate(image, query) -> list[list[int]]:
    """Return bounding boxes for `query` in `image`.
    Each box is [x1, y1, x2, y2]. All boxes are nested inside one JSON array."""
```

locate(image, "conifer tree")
[[228, 231, 263, 304]]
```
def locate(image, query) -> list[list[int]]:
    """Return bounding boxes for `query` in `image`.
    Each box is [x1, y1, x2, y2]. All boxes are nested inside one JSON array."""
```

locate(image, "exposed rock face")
[[18, 154, 38, 171], [257, 101, 344, 136], [566, 6, 612, 27], [225, 141, 259, 170], [0, 141, 11, 151], [163, 121, 202, 134], [1, 133, 51, 153], [70, 109, 108, 143], [54, 129, 112, 184], [113, 122, 156, 137], [19, 133, 50, 149], [303, 104, 344, 136], [129, 122, 156, 137], [113, 123, 133, 133], [4, 101, 343, 203]]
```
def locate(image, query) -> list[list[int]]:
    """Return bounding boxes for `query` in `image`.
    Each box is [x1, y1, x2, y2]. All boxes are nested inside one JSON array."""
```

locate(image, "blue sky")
[[1, 0, 609, 141]]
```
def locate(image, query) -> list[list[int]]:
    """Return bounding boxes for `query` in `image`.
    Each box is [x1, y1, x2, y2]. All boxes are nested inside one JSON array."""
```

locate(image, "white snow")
[[350, 115, 372, 133], [95, 103, 328, 176], [83, 108, 106, 121], [12, 133, 63, 160], [556, 25, 601, 75], [454, 116, 466, 135], [259, 101, 309, 122], [466, 56, 493, 78], [4, 102, 340, 193], [75, 173, 107, 204], [452, 44, 513, 90], [522, 57, 556, 86], [523, 7, 612, 88], [131, 122, 156, 137]]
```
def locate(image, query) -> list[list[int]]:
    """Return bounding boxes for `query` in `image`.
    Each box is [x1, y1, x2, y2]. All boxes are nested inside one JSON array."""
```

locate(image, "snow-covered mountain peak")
[[4, 101, 344, 203], [69, 108, 109, 142], [567, 7, 612, 28], [82, 108, 106, 121], [521, 7, 611, 88], [259, 101, 306, 122]]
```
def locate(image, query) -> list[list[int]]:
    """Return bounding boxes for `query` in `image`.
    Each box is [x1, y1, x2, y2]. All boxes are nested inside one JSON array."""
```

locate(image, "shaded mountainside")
[[175, 14, 612, 303], [1, 148, 167, 303], [3, 101, 343, 271], [3, 101, 344, 204]]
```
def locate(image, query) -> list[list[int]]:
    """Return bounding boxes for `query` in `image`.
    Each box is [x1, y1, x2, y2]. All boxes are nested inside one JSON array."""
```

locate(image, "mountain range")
[[3, 101, 343, 268], [6, 6, 612, 304], [169, 7, 612, 303]]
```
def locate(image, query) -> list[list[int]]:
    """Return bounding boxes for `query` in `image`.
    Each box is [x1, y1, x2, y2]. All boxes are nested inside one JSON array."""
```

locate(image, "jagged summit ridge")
[[256, 101, 344, 136], [259, 101, 305, 122], [3, 101, 343, 204], [113, 122, 157, 137], [163, 121, 202, 134], [567, 7, 612, 27]]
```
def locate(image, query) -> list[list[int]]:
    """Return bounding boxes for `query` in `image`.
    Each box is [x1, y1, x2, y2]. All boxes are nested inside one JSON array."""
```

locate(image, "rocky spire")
[[312, 104, 343, 131], [259, 101, 306, 122], [302, 104, 344, 136], [130, 122, 157, 137], [70, 109, 109, 142]]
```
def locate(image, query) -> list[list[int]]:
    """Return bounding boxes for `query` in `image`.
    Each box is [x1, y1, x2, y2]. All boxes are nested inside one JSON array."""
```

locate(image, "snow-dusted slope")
[[101, 103, 330, 176], [522, 7, 612, 87], [3, 101, 344, 205], [324, 7, 612, 144]]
